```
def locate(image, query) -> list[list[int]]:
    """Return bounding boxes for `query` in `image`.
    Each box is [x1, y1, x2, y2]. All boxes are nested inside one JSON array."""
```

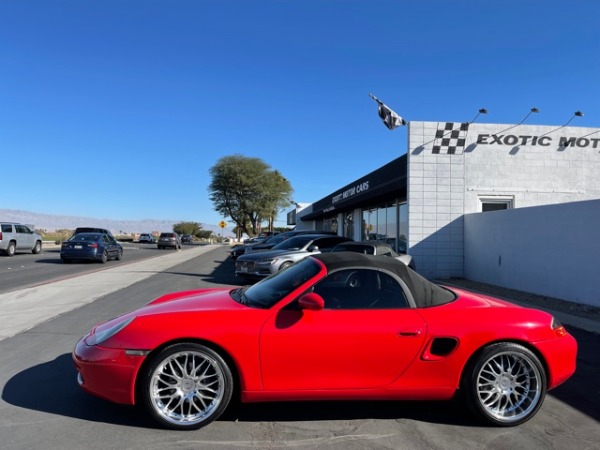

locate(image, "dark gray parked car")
[[235, 234, 352, 280], [157, 232, 182, 250], [331, 240, 415, 269]]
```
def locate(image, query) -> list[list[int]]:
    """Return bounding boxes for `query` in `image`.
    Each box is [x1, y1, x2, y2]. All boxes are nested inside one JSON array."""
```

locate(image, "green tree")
[[196, 230, 211, 239], [173, 221, 203, 236], [208, 154, 293, 236]]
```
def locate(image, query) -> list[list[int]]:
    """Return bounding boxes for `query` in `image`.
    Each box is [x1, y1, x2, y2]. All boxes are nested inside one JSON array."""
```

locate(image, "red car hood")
[[140, 287, 245, 315]]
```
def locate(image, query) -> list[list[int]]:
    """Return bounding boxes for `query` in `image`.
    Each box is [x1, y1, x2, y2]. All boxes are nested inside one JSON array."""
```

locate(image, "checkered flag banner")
[[432, 122, 469, 154], [369, 93, 407, 130]]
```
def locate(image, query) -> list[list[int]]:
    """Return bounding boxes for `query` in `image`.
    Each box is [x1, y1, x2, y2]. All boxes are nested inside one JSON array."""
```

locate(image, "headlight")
[[85, 316, 135, 346], [258, 258, 277, 265]]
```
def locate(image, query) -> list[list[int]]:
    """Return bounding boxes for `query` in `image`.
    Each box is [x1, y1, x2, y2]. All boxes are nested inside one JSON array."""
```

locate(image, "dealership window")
[[362, 200, 407, 253], [479, 195, 514, 212], [344, 213, 354, 239], [321, 216, 338, 234]]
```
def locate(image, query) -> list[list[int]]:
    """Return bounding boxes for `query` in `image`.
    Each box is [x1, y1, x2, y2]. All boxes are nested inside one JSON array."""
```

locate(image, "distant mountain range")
[[0, 209, 234, 237]]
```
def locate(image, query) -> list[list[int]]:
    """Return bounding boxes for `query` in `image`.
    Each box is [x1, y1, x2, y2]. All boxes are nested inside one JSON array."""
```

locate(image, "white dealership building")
[[292, 120, 600, 307]]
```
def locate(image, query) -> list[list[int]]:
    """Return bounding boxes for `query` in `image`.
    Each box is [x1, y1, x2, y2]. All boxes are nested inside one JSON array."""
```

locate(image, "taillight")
[[0, 232, 2, 240], [89, 243, 99, 248]]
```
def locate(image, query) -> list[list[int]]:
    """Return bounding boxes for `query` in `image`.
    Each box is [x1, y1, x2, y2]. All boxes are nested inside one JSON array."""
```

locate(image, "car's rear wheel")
[[462, 342, 546, 426], [140, 343, 233, 430], [32, 241, 42, 254], [100, 251, 108, 264], [6, 241, 16, 257]]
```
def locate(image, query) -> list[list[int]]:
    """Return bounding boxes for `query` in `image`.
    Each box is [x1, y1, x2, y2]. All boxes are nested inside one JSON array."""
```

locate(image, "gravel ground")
[[437, 278, 600, 322]]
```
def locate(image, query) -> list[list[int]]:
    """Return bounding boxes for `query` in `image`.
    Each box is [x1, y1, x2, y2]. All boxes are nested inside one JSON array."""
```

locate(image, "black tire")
[[61, 258, 71, 264], [462, 342, 547, 426], [100, 251, 108, 264], [139, 343, 233, 430], [32, 241, 42, 254], [6, 241, 16, 257], [116, 249, 123, 261], [278, 261, 293, 271]]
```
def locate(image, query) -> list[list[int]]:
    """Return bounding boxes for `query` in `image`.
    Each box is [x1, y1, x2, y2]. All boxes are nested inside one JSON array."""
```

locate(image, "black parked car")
[[181, 234, 194, 244], [60, 232, 123, 264]]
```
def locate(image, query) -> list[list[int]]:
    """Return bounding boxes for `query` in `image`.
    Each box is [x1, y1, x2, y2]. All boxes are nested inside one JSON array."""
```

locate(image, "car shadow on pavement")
[[2, 353, 157, 429], [2, 353, 476, 429], [159, 257, 246, 286]]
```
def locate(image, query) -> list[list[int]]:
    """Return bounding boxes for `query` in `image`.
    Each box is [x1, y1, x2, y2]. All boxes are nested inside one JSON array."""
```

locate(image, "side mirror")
[[298, 292, 325, 311], [308, 245, 320, 252]]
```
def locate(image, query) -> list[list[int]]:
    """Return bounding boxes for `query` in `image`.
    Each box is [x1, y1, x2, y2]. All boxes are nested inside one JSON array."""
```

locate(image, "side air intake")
[[430, 337, 458, 356]]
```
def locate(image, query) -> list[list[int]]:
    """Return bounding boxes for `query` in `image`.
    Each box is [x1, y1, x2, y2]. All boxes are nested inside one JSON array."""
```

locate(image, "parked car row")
[[234, 232, 415, 281]]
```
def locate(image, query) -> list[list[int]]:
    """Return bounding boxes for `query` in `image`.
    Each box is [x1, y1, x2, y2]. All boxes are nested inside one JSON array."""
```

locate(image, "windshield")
[[261, 234, 287, 246], [272, 236, 313, 251], [239, 258, 322, 308]]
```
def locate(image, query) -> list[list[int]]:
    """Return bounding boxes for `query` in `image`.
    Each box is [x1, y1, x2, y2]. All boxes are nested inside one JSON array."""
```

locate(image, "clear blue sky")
[[2, 0, 599, 228]]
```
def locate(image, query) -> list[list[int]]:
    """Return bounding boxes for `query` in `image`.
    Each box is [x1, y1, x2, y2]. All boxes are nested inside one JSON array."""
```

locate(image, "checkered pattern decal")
[[432, 122, 469, 154]]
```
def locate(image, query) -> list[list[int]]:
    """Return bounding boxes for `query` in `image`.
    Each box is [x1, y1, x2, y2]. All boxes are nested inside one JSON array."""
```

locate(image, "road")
[[0, 242, 198, 295], [0, 246, 598, 450]]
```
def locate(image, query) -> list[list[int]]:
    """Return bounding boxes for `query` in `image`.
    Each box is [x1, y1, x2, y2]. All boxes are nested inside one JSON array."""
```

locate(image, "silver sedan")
[[235, 234, 351, 280]]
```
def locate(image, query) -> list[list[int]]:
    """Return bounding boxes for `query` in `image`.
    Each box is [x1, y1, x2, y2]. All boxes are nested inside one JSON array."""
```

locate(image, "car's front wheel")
[[116, 249, 123, 260], [278, 261, 293, 271], [140, 343, 233, 430], [462, 342, 546, 426]]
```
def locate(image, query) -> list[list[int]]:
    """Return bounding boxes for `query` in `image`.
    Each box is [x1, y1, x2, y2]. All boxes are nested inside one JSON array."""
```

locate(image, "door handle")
[[398, 328, 422, 337]]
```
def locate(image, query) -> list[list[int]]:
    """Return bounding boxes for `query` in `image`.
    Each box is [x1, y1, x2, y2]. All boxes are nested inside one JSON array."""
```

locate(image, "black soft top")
[[311, 252, 455, 308]]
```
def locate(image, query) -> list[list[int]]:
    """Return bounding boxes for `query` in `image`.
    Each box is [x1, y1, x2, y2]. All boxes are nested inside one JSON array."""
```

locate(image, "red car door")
[[259, 306, 427, 391]]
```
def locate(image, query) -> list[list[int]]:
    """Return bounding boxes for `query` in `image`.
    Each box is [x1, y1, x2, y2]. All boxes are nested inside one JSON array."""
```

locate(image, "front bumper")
[[235, 260, 275, 278], [72, 337, 146, 405]]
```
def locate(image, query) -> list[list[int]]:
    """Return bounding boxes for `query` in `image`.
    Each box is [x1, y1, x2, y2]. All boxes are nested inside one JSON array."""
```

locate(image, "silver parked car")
[[331, 240, 415, 270], [235, 234, 352, 280], [0, 222, 43, 256], [157, 232, 182, 250]]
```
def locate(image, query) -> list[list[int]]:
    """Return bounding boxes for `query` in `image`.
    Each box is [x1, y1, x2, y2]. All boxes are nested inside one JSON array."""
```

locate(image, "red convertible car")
[[73, 252, 577, 430]]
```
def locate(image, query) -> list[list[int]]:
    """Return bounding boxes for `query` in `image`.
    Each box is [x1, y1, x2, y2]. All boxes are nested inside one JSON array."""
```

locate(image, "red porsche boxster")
[[73, 252, 577, 430]]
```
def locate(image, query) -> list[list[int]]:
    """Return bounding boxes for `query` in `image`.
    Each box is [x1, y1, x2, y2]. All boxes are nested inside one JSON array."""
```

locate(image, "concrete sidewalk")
[[439, 278, 600, 334], [0, 245, 220, 342]]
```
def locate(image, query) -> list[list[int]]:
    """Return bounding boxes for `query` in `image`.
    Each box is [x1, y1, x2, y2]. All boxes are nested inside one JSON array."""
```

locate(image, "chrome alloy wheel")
[[149, 349, 226, 427], [475, 350, 542, 423]]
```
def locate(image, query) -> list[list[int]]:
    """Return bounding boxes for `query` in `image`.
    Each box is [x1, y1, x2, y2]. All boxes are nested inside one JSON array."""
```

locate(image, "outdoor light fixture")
[[494, 107, 540, 136], [468, 108, 488, 124], [538, 110, 585, 138]]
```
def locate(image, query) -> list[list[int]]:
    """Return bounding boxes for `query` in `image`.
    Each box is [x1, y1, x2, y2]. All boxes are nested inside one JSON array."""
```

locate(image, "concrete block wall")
[[408, 122, 466, 279], [408, 121, 600, 279]]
